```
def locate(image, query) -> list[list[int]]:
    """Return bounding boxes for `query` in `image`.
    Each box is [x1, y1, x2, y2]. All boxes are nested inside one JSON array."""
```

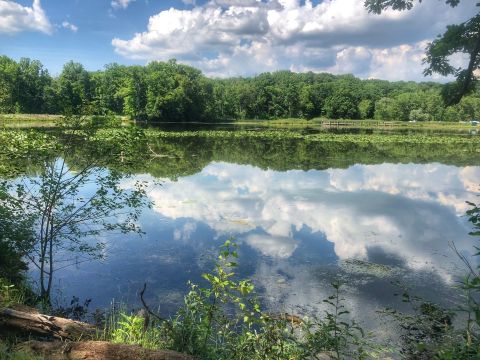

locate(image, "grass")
[[0, 281, 44, 360], [0, 344, 44, 360]]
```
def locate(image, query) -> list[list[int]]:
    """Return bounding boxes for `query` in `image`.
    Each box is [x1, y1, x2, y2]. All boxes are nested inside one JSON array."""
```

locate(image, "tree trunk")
[[0, 305, 96, 340]]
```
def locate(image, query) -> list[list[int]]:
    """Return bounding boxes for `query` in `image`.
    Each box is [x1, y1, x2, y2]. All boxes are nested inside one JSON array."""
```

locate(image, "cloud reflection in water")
[[147, 162, 478, 280], [55, 161, 479, 333]]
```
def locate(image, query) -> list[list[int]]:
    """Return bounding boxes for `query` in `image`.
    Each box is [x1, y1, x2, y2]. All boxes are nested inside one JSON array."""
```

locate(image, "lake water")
[[29, 127, 477, 339], [2, 122, 473, 344]]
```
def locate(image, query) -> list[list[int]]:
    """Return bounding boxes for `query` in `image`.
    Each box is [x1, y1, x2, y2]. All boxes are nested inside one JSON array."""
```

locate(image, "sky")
[[0, 0, 477, 80]]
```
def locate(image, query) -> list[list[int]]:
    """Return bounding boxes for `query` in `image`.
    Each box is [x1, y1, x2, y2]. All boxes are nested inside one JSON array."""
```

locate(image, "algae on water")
[[340, 259, 395, 278]]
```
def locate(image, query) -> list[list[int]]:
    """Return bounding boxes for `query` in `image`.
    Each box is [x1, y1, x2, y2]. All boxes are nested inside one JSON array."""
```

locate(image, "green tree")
[[0, 56, 19, 113], [299, 85, 317, 119], [457, 95, 480, 120], [58, 61, 92, 113], [374, 97, 397, 120], [0, 119, 151, 302], [422, 91, 445, 121], [443, 105, 460, 121], [425, 14, 480, 105], [409, 109, 431, 122], [358, 99, 374, 119], [15, 58, 52, 113], [394, 92, 422, 121], [94, 63, 129, 115], [365, 0, 479, 105], [145, 60, 210, 122], [121, 66, 147, 120], [324, 94, 358, 119]]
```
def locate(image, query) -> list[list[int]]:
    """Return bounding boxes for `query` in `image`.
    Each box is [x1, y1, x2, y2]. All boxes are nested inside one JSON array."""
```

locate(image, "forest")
[[1, 55, 480, 123]]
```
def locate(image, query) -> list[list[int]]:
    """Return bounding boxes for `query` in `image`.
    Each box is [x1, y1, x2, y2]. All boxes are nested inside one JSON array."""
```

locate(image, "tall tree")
[[58, 61, 91, 113], [0, 56, 17, 113], [425, 14, 480, 105], [16, 58, 52, 113], [364, 0, 479, 104], [121, 66, 147, 120]]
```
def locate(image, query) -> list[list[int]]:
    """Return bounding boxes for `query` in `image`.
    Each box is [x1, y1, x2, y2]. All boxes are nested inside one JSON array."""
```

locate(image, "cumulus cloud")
[[111, 0, 135, 9], [0, 0, 52, 34], [136, 162, 479, 282], [173, 222, 197, 242], [61, 21, 78, 33], [246, 234, 299, 259], [112, 0, 476, 79]]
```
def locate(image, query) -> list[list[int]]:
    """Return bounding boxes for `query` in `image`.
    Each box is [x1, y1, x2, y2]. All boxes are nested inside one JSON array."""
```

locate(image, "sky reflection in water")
[[55, 161, 479, 331]]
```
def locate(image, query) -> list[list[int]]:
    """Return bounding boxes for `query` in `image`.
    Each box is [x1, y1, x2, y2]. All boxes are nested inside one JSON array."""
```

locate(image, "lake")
[[0, 127, 472, 336], [29, 126, 479, 338]]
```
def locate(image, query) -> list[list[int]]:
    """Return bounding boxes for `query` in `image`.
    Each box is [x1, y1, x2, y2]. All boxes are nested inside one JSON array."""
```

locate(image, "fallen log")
[[0, 305, 96, 340], [15, 340, 195, 360]]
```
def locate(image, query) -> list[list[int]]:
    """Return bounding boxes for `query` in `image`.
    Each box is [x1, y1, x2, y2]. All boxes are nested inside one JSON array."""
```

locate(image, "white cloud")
[[111, 0, 135, 9], [173, 222, 197, 242], [246, 234, 299, 258], [135, 162, 479, 282], [62, 21, 78, 33], [0, 0, 52, 34], [112, 0, 476, 79]]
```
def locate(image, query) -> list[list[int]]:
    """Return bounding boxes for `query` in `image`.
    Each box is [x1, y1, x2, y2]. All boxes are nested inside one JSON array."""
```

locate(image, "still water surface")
[[51, 154, 479, 333]]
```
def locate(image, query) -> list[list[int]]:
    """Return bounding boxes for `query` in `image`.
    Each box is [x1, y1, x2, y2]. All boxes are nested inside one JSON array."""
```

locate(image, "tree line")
[[1, 55, 479, 122]]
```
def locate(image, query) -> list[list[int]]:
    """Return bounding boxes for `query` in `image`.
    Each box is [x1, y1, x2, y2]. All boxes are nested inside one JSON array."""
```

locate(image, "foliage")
[[0, 239, 28, 286], [365, 0, 479, 105], [0, 199, 33, 285], [0, 280, 25, 308], [425, 13, 480, 105], [102, 240, 375, 360], [0, 118, 152, 303], [364, 0, 461, 14], [0, 342, 44, 360], [0, 130, 59, 178], [1, 55, 478, 121], [57, 61, 92, 114], [110, 313, 164, 349], [409, 109, 431, 122]]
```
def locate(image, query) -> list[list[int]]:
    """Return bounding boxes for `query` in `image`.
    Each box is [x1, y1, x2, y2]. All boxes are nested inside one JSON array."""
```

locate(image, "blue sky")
[[0, 0, 477, 79], [1, 0, 194, 74]]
